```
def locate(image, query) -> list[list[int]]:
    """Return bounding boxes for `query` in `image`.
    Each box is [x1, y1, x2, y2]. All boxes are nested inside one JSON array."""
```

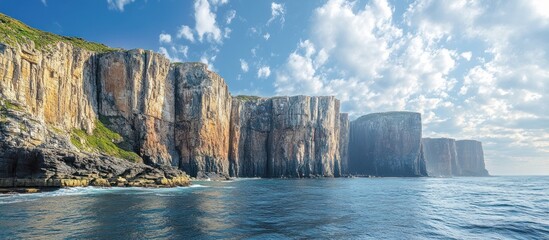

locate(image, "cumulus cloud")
[[194, 0, 222, 42], [177, 25, 195, 42], [257, 66, 271, 78], [274, 0, 549, 174], [460, 51, 472, 61], [107, 0, 135, 11], [159, 33, 172, 44], [267, 2, 285, 26], [240, 59, 249, 72], [263, 33, 270, 40]]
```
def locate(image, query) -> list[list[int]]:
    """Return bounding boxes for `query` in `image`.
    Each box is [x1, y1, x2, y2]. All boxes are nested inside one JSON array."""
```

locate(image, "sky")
[[0, 0, 548, 175]]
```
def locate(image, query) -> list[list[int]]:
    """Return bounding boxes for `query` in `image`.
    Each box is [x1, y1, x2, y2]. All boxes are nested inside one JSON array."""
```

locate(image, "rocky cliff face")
[[421, 138, 458, 177], [229, 96, 342, 178], [0, 41, 97, 133], [339, 113, 349, 175], [98, 49, 177, 167], [174, 63, 232, 178], [456, 140, 489, 176], [349, 112, 427, 177]]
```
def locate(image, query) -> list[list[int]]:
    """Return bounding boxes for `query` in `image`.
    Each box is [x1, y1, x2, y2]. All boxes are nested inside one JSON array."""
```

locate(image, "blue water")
[[0, 177, 548, 239]]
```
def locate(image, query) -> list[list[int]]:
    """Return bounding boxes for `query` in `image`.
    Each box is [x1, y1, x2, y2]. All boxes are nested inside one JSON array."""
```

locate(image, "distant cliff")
[[456, 140, 489, 176], [349, 112, 427, 177], [422, 138, 458, 177]]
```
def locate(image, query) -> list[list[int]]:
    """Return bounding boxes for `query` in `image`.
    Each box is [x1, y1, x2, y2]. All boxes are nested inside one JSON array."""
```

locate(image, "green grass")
[[0, 13, 116, 52], [234, 95, 262, 101], [71, 120, 142, 163]]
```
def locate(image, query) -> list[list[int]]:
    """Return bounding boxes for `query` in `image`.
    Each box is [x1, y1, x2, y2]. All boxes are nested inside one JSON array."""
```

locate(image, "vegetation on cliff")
[[0, 13, 115, 52], [70, 120, 142, 163], [234, 95, 262, 101]]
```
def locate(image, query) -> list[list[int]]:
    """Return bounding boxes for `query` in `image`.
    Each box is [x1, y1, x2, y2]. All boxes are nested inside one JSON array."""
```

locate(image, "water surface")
[[0, 176, 548, 239]]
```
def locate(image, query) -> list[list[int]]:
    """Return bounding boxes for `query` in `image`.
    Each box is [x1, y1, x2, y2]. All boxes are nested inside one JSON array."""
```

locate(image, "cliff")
[[0, 14, 490, 183], [421, 138, 458, 177], [349, 112, 427, 177], [456, 140, 489, 176], [229, 96, 342, 178]]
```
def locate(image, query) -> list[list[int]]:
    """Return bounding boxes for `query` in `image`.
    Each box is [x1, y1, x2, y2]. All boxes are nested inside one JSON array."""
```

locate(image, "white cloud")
[[159, 47, 182, 62], [178, 45, 189, 58], [257, 66, 271, 78], [226, 10, 236, 24], [194, 0, 222, 43], [240, 59, 249, 73], [177, 25, 195, 42], [461, 51, 472, 61], [267, 2, 285, 26], [41, 0, 47, 6], [209, 0, 228, 6], [107, 0, 135, 11], [159, 33, 172, 44], [263, 33, 270, 40]]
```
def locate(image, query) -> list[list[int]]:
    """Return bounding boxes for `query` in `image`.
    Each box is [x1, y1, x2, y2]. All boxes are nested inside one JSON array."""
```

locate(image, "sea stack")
[[456, 140, 489, 176], [422, 138, 459, 177], [349, 112, 427, 177]]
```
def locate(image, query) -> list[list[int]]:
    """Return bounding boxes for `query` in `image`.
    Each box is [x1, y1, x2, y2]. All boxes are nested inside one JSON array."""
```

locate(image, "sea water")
[[0, 176, 548, 239]]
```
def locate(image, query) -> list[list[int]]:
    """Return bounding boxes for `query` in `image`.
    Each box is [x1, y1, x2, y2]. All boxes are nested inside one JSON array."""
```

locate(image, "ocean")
[[0, 176, 548, 239]]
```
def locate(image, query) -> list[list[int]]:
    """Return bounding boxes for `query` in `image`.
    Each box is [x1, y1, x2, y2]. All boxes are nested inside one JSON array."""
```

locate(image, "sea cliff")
[[0, 13, 489, 187]]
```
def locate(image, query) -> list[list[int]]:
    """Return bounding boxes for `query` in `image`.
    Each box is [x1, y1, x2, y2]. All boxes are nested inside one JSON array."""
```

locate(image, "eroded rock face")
[[0, 42, 98, 133], [229, 96, 343, 178], [349, 112, 427, 177], [422, 138, 458, 177], [97, 49, 177, 166], [339, 113, 350, 176], [456, 140, 489, 176], [174, 63, 232, 177], [0, 98, 189, 188]]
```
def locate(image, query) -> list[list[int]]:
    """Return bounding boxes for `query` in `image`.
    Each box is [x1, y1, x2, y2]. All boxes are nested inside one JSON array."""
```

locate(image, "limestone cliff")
[[229, 96, 342, 178], [173, 63, 232, 178], [339, 113, 349, 175], [421, 138, 458, 177], [98, 50, 177, 167], [456, 140, 489, 176], [349, 112, 427, 177]]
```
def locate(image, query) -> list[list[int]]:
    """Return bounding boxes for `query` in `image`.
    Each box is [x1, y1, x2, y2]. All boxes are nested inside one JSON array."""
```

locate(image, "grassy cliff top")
[[0, 13, 115, 52], [234, 95, 262, 101]]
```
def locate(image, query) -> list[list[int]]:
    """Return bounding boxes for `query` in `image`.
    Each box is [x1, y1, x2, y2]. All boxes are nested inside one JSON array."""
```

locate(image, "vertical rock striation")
[[339, 113, 350, 175], [97, 49, 177, 166], [174, 63, 232, 178], [421, 138, 458, 177], [229, 96, 343, 178], [0, 41, 98, 133], [456, 140, 489, 176], [349, 112, 427, 177]]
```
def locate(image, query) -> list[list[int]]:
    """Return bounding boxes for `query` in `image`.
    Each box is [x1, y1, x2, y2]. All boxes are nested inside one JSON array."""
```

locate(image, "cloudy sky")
[[1, 0, 548, 175]]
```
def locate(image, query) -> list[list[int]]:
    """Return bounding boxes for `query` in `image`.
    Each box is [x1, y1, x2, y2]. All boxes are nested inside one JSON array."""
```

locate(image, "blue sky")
[[1, 0, 548, 175]]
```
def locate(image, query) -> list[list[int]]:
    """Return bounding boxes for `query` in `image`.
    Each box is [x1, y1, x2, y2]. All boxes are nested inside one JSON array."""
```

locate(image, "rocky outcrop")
[[422, 138, 458, 177], [456, 140, 489, 176], [0, 98, 190, 188], [229, 96, 342, 178], [349, 112, 427, 177], [174, 63, 232, 178]]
